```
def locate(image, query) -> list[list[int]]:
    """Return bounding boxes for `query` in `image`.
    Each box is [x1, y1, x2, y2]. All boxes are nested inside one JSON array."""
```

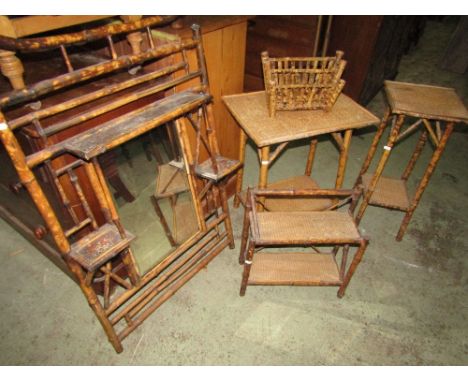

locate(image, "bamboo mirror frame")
[[0, 17, 236, 353]]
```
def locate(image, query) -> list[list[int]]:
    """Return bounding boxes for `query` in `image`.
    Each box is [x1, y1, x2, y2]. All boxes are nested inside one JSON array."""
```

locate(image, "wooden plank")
[[10, 16, 113, 38]]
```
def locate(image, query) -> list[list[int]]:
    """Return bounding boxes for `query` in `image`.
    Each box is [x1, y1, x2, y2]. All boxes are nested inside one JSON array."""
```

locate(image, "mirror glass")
[[110, 124, 200, 274]]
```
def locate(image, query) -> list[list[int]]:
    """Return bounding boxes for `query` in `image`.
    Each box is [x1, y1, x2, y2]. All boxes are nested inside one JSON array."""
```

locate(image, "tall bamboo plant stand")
[[355, 81, 468, 241]]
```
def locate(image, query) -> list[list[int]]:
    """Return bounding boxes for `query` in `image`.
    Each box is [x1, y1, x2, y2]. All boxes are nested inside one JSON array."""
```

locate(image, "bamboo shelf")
[[247, 252, 341, 286], [254, 211, 361, 245], [60, 91, 210, 161], [69, 223, 135, 272], [361, 174, 411, 211]]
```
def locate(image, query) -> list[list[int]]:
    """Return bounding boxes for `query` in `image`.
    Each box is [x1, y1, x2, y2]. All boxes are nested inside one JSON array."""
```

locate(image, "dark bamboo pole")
[[396, 122, 455, 241], [337, 239, 369, 298], [355, 107, 392, 187], [305, 138, 318, 177], [355, 114, 406, 224], [239, 240, 256, 296], [0, 115, 70, 254], [239, 188, 252, 264], [401, 130, 428, 181], [234, 129, 247, 208], [335, 129, 353, 189]]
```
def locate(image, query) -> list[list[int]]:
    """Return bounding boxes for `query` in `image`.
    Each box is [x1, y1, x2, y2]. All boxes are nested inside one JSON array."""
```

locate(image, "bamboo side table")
[[222, 91, 379, 210], [355, 80, 468, 241]]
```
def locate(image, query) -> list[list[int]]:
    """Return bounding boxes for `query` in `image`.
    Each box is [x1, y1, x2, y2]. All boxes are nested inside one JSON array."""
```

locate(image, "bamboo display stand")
[[239, 188, 368, 297], [0, 20, 238, 353], [262, 50, 346, 117], [222, 90, 379, 211], [355, 81, 468, 241]]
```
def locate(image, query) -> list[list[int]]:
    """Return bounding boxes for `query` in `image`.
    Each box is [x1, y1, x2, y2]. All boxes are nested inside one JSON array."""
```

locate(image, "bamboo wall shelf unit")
[[0, 19, 238, 353], [222, 90, 379, 210], [239, 188, 368, 297], [355, 80, 468, 241]]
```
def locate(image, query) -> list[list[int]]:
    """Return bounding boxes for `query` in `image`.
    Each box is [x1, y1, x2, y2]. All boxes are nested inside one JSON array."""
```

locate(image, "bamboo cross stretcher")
[[355, 81, 468, 241]]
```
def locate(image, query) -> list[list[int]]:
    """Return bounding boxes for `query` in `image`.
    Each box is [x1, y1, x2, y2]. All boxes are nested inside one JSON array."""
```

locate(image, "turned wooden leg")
[[0, 49, 25, 90]]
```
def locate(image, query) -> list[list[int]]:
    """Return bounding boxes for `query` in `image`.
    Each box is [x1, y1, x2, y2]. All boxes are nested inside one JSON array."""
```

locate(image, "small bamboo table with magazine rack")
[[222, 90, 380, 210]]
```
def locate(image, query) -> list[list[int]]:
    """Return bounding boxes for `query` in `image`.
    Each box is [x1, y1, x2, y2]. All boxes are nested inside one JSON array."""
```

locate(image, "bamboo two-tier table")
[[222, 91, 380, 209], [355, 80, 468, 241]]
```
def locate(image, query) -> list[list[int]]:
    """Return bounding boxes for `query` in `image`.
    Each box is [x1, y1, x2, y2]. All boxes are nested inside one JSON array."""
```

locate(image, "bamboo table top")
[[384, 81, 468, 123], [222, 91, 380, 147]]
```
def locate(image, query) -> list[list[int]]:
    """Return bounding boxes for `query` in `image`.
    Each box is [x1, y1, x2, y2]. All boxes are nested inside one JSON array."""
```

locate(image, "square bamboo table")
[[355, 81, 468, 241], [222, 91, 380, 208]]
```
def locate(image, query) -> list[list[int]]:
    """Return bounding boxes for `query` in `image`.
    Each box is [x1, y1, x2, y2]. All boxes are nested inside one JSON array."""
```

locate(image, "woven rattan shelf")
[[262, 51, 346, 117], [264, 175, 332, 211], [69, 223, 135, 272], [254, 211, 361, 244], [247, 252, 341, 286], [361, 174, 410, 211]]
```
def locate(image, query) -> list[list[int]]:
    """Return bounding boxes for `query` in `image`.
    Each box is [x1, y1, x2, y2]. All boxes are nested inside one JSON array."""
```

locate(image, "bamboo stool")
[[239, 187, 368, 297], [151, 160, 197, 247], [355, 81, 468, 241]]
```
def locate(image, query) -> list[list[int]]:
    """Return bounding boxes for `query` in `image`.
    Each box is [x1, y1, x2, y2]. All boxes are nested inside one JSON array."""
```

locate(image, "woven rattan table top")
[[222, 91, 379, 147], [384, 81, 468, 123]]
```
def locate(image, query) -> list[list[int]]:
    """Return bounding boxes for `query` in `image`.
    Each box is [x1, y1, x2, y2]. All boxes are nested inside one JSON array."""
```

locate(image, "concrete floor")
[[0, 18, 467, 365]]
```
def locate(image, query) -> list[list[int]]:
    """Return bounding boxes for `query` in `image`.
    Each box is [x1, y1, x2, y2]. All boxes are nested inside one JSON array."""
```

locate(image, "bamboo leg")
[[234, 129, 247, 208], [401, 130, 428, 181], [218, 181, 235, 249], [337, 239, 368, 298], [355, 108, 392, 187], [355, 114, 406, 224], [339, 245, 349, 281], [239, 188, 252, 264], [257, 146, 271, 212], [335, 129, 353, 189], [305, 139, 318, 177], [151, 196, 177, 247], [396, 122, 454, 241], [240, 241, 256, 296], [66, 258, 123, 353]]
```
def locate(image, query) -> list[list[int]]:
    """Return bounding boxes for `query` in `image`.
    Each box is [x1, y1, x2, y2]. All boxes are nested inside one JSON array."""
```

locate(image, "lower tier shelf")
[[248, 252, 341, 286], [361, 173, 411, 211]]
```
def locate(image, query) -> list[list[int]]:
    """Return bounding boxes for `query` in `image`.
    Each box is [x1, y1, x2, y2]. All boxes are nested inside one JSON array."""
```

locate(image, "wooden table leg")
[[0, 49, 25, 90], [356, 114, 406, 224], [234, 128, 247, 208], [335, 129, 353, 189], [396, 121, 454, 241]]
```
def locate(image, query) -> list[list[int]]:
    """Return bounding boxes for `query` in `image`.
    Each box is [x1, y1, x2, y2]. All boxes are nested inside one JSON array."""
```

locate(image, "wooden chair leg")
[[240, 241, 256, 296], [337, 239, 368, 298], [396, 122, 454, 241]]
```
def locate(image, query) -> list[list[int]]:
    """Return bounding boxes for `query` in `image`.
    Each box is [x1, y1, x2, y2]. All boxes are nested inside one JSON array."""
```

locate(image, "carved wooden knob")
[[9, 181, 23, 194], [34, 226, 47, 240]]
